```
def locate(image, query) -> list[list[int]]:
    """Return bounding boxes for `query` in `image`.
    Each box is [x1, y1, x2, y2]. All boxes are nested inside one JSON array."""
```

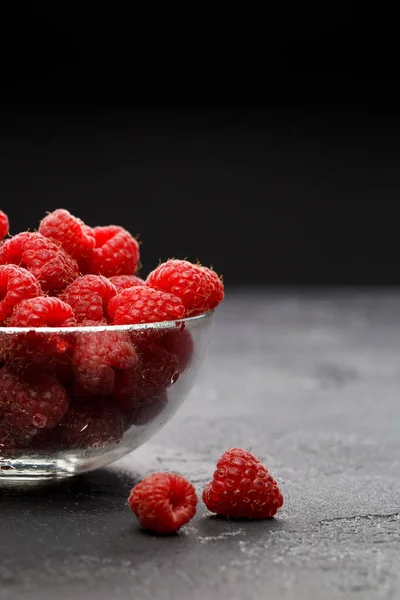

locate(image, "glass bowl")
[[0, 312, 213, 483]]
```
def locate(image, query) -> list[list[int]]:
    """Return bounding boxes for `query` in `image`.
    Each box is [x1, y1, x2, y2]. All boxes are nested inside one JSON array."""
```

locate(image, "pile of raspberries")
[[0, 209, 224, 453]]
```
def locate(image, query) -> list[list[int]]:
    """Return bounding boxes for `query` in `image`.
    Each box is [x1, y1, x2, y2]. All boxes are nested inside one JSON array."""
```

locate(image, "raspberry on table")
[[0, 232, 79, 294], [83, 225, 140, 277], [0, 264, 43, 325], [57, 399, 125, 449], [60, 275, 117, 324], [109, 275, 145, 292], [128, 472, 198, 534], [9, 297, 76, 328], [39, 209, 95, 263], [107, 286, 184, 325], [0, 210, 9, 240], [72, 330, 137, 395], [202, 448, 283, 519], [0, 368, 70, 433], [146, 259, 224, 317]]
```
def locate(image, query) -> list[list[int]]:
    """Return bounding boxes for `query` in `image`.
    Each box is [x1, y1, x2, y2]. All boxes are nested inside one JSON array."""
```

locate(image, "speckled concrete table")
[[1, 291, 400, 600]]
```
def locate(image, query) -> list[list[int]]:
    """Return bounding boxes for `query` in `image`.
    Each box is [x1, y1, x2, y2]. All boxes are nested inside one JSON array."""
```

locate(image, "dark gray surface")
[[1, 291, 400, 600]]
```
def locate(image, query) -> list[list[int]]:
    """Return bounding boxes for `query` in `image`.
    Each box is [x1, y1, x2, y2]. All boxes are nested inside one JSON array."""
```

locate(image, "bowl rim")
[[0, 311, 213, 335]]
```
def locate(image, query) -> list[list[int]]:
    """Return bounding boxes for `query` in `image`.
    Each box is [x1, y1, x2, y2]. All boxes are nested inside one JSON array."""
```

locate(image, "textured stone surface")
[[1, 291, 400, 599]]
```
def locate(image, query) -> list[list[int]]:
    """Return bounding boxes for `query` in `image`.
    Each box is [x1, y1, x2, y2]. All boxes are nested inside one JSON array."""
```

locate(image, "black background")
[[1, 13, 399, 286]]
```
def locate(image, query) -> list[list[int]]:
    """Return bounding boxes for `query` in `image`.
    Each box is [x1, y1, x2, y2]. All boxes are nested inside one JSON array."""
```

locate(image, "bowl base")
[[0, 456, 78, 486]]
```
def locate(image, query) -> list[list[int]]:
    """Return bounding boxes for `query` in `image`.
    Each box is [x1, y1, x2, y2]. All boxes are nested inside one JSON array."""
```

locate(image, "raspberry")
[[109, 275, 145, 292], [139, 327, 194, 373], [205, 267, 225, 311], [128, 472, 198, 534], [9, 297, 76, 328], [5, 298, 75, 375], [107, 286, 184, 325], [0, 210, 9, 240], [60, 275, 116, 324], [137, 342, 180, 392], [39, 209, 95, 262], [202, 448, 284, 519], [72, 330, 137, 395], [146, 259, 224, 317], [0, 265, 43, 325], [112, 337, 178, 422], [57, 399, 124, 449], [84, 225, 140, 277], [113, 373, 169, 425], [0, 329, 74, 377], [0, 368, 69, 432], [0, 232, 79, 294]]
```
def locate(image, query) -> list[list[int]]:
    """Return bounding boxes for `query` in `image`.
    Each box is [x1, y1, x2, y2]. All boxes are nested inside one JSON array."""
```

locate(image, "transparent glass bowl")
[[0, 313, 213, 483]]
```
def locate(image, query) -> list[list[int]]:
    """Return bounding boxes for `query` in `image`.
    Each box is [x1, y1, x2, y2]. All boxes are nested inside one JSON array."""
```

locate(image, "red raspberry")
[[0, 368, 69, 432], [112, 337, 178, 422], [128, 472, 198, 534], [113, 372, 169, 425], [60, 275, 116, 324], [39, 209, 95, 262], [84, 225, 140, 277], [109, 275, 145, 293], [72, 330, 137, 395], [0, 232, 79, 294], [107, 286, 184, 325], [141, 327, 194, 373], [0, 210, 9, 240], [9, 297, 76, 327], [113, 334, 178, 393], [205, 267, 225, 311], [146, 259, 224, 317], [0, 265, 43, 325], [5, 297, 75, 375], [0, 328, 74, 377], [136, 342, 180, 393], [202, 448, 284, 519], [57, 399, 124, 449]]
